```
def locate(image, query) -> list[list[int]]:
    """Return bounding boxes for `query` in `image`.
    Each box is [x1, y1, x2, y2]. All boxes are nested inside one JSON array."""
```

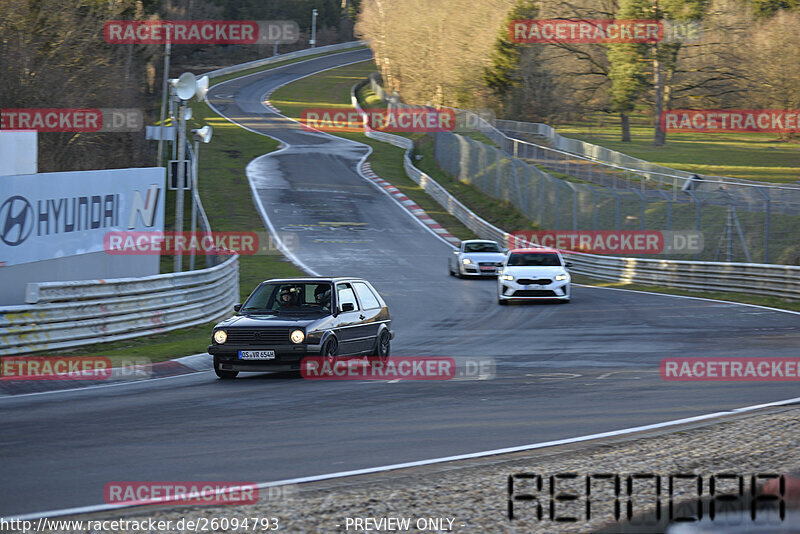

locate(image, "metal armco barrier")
[[0, 255, 239, 355], [562, 253, 800, 300], [354, 78, 800, 301], [205, 41, 366, 80]]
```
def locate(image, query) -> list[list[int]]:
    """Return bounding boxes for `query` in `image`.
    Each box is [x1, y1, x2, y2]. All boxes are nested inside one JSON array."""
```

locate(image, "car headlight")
[[555, 274, 568, 281], [213, 330, 227, 344], [500, 274, 514, 281], [461, 258, 473, 265], [290, 329, 305, 344]]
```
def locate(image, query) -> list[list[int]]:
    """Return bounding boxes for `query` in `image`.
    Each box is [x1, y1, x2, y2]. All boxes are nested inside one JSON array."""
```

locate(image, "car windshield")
[[240, 282, 333, 314], [507, 253, 562, 267], [464, 242, 501, 253]]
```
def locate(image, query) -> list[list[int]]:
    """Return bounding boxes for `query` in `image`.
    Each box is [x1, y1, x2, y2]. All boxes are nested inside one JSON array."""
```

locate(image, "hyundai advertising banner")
[[0, 167, 165, 267]]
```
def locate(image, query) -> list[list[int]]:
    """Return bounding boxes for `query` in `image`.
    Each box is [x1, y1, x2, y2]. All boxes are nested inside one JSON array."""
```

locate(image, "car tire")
[[560, 299, 571, 304], [449, 261, 455, 277], [213, 358, 238, 379], [498, 298, 508, 305], [374, 330, 391, 362], [322, 337, 338, 365]]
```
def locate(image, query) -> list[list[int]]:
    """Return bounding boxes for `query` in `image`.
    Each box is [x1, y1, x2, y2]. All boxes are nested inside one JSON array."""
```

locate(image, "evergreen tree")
[[483, 0, 538, 102], [606, 0, 652, 142]]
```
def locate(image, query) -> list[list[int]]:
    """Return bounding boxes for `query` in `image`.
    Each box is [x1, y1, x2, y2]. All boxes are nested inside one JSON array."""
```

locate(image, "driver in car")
[[278, 287, 300, 308], [314, 286, 331, 309]]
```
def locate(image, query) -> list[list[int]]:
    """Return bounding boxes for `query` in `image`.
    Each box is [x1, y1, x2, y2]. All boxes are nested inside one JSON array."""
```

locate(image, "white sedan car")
[[497, 247, 572, 304], [449, 239, 507, 277]]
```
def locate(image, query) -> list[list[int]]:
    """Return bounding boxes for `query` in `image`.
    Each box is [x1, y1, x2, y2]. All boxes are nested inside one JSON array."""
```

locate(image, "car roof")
[[260, 277, 366, 284], [463, 239, 499, 244], [508, 247, 560, 254]]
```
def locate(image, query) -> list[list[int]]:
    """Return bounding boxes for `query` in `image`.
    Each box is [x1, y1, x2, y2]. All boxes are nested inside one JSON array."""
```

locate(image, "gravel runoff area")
[[60, 406, 799, 534]]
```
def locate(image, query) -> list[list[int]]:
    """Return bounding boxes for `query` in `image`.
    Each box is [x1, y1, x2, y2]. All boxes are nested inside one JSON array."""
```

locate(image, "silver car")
[[448, 239, 507, 277]]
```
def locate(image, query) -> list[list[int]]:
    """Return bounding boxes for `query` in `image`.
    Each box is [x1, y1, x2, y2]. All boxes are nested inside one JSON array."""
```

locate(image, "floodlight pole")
[[189, 138, 200, 271], [310, 9, 318, 47], [170, 88, 178, 160], [174, 101, 187, 272], [157, 42, 172, 166]]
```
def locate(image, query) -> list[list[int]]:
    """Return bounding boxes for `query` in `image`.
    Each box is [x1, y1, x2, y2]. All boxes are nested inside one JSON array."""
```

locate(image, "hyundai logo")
[[0, 195, 34, 246]]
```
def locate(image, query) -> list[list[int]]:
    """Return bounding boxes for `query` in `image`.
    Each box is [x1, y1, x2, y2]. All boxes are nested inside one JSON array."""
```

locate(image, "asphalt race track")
[[1, 49, 798, 517]]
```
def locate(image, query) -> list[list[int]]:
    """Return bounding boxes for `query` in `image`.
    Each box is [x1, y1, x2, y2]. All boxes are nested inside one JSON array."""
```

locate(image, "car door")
[[352, 281, 383, 352], [333, 283, 364, 355]]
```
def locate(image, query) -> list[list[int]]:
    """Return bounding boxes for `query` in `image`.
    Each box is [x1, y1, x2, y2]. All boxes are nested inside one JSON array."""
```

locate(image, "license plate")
[[239, 350, 276, 360], [480, 266, 495, 271]]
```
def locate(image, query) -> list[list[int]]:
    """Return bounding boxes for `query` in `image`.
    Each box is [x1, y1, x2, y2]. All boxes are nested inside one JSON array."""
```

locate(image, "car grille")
[[517, 278, 552, 285], [478, 262, 499, 268], [513, 289, 557, 297], [224, 328, 290, 345]]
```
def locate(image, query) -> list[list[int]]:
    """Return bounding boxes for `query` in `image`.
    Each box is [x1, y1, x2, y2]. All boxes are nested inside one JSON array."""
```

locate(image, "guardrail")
[[0, 255, 239, 355], [205, 41, 366, 80], [562, 252, 800, 299], [354, 77, 800, 300], [352, 79, 510, 247]]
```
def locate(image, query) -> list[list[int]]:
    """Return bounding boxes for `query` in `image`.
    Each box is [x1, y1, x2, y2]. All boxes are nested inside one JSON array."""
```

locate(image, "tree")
[[649, 0, 709, 145], [483, 0, 538, 103], [606, 0, 652, 141]]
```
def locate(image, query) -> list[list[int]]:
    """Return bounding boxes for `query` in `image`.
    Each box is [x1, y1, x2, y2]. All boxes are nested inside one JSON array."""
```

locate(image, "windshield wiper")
[[240, 308, 279, 314]]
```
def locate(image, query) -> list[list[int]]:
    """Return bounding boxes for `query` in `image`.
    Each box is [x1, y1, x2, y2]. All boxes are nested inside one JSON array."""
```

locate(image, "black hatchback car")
[[209, 277, 393, 379]]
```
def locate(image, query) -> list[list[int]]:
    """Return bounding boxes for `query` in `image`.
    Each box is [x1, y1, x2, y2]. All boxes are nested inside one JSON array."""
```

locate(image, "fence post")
[[756, 187, 770, 263], [685, 190, 702, 261], [631, 188, 647, 230], [609, 188, 621, 230], [658, 190, 672, 260], [539, 171, 546, 227], [554, 177, 560, 230], [568, 182, 579, 230]]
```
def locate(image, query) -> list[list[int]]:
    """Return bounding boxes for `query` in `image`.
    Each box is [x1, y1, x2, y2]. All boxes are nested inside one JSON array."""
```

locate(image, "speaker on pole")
[[195, 76, 210, 102], [175, 72, 197, 101], [193, 125, 213, 144]]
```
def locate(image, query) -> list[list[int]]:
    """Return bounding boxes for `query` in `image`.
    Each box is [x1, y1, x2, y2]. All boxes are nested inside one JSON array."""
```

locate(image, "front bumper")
[[498, 280, 570, 300], [209, 343, 323, 372], [460, 263, 501, 276]]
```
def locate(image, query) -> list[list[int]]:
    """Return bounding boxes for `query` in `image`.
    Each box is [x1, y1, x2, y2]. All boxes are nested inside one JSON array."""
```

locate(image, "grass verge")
[[571, 273, 800, 313], [554, 113, 800, 184]]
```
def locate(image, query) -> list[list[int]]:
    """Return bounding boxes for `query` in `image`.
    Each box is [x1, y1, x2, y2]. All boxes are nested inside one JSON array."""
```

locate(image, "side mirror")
[[565, 261, 573, 268], [502, 248, 509, 254], [341, 302, 355, 312], [234, 304, 242, 312]]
